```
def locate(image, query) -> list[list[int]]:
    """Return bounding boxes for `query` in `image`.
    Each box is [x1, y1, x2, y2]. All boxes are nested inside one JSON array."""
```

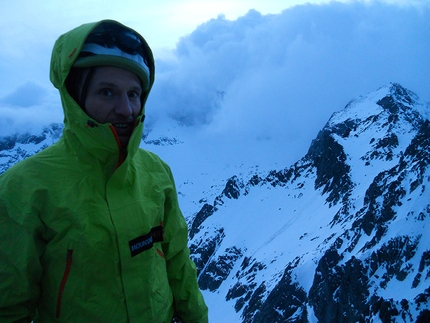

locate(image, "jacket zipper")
[[109, 125, 125, 168], [56, 249, 73, 319]]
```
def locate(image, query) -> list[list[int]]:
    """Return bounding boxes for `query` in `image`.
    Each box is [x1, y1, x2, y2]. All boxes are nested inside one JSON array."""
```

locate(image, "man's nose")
[[115, 94, 133, 116]]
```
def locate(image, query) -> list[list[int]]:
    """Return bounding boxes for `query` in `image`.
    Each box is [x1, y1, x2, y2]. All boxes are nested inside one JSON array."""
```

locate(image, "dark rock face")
[[189, 227, 225, 275], [189, 203, 216, 239], [143, 136, 183, 146], [198, 246, 243, 291], [306, 128, 353, 206], [248, 262, 308, 323], [226, 257, 267, 313], [310, 253, 370, 323]]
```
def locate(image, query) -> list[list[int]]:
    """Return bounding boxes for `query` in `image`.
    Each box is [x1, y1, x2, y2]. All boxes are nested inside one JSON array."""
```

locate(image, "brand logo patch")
[[68, 48, 77, 59], [129, 224, 164, 257]]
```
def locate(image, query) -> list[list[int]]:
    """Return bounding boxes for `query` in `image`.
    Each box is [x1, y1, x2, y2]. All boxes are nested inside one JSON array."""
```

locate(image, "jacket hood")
[[49, 20, 155, 173]]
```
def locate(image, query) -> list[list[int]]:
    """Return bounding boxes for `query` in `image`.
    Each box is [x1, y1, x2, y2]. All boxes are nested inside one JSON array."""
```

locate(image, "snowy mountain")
[[184, 83, 430, 322], [0, 123, 63, 174], [1, 83, 429, 322]]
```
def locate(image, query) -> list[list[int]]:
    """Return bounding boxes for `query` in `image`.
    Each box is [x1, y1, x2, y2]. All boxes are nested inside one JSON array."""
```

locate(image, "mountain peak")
[[328, 82, 423, 130], [188, 83, 430, 322]]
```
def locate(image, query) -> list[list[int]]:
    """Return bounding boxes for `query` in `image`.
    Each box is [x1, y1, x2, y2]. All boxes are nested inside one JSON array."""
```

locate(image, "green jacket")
[[0, 20, 208, 323]]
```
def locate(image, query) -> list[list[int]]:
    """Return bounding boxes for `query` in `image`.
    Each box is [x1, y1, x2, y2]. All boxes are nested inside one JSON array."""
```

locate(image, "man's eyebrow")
[[130, 85, 143, 92], [94, 82, 142, 91], [94, 81, 117, 88]]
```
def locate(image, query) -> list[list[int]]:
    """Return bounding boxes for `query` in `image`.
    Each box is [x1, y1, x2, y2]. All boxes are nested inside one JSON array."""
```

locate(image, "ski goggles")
[[73, 22, 151, 89]]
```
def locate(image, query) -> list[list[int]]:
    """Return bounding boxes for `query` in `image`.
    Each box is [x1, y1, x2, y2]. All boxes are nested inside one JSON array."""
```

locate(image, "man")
[[0, 20, 208, 323]]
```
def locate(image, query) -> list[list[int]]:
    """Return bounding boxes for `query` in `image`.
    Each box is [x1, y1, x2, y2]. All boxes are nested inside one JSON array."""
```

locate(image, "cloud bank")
[[0, 82, 62, 136], [1, 81, 49, 108], [146, 0, 430, 163]]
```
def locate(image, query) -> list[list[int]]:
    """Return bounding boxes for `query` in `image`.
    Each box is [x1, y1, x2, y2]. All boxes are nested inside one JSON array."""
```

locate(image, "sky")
[[0, 0, 339, 97], [0, 0, 429, 166]]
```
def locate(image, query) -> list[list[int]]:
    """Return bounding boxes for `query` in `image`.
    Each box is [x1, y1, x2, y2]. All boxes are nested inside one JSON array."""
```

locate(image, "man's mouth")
[[112, 122, 134, 136], [113, 123, 132, 129]]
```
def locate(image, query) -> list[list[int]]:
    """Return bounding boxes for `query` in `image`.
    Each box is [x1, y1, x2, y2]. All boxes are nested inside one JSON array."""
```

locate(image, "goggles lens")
[[84, 25, 146, 59]]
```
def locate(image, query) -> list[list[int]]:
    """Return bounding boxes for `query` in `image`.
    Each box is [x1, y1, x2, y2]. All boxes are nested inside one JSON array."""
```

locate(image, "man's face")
[[84, 66, 142, 147]]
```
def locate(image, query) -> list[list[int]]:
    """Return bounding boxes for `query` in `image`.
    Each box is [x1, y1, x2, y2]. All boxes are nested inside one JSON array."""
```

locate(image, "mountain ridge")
[[187, 83, 430, 322]]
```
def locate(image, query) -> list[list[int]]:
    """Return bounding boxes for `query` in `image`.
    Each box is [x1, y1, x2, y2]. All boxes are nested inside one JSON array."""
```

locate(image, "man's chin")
[[112, 125, 134, 147], [117, 134, 131, 148]]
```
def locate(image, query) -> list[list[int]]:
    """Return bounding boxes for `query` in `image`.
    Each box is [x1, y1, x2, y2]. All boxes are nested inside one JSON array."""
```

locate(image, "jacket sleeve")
[[161, 166, 209, 323], [0, 172, 44, 323]]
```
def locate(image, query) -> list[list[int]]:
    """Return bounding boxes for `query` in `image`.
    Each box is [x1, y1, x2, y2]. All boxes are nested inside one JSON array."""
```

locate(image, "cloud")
[[0, 83, 62, 136], [0, 81, 49, 108], [147, 0, 430, 162]]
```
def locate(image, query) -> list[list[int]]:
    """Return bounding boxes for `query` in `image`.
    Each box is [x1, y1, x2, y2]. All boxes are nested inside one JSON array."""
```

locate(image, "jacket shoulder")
[[0, 141, 68, 190]]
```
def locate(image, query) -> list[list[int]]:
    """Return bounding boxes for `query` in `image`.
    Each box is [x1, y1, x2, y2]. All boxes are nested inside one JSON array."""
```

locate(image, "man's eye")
[[128, 91, 140, 99], [100, 89, 113, 96]]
